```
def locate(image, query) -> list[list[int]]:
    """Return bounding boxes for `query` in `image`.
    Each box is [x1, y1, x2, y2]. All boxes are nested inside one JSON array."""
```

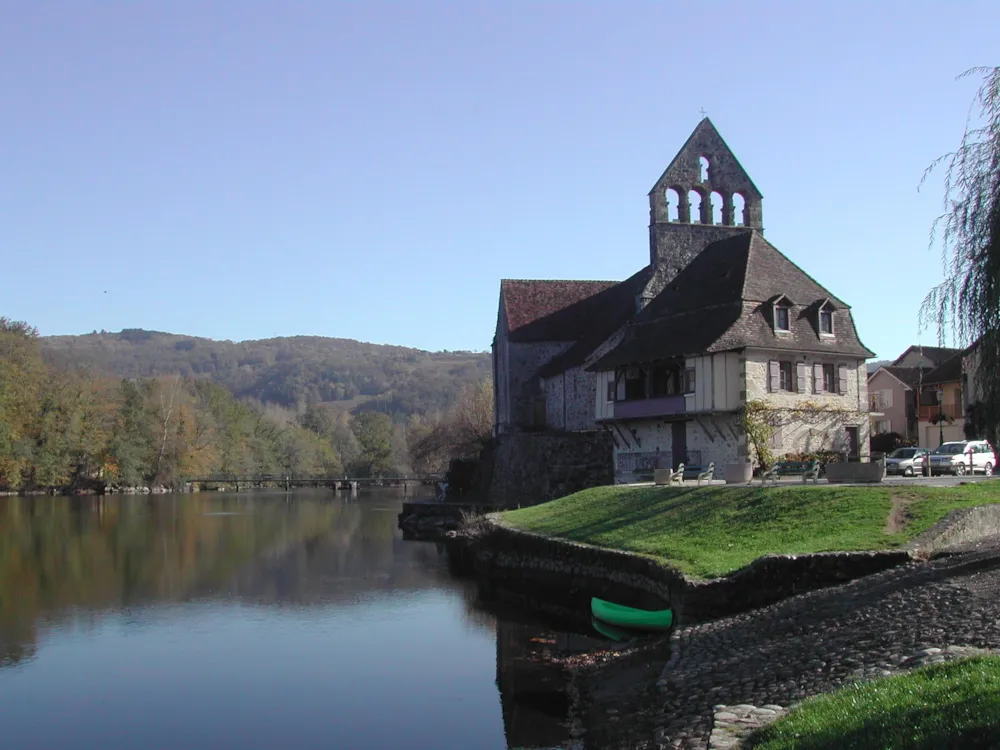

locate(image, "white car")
[[926, 440, 996, 476]]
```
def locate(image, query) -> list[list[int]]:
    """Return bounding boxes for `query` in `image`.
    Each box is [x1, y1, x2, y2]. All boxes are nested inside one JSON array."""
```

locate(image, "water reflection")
[[0, 489, 648, 749]]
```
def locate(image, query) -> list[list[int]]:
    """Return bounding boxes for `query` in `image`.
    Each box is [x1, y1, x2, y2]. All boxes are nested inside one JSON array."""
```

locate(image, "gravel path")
[[654, 537, 1000, 749]]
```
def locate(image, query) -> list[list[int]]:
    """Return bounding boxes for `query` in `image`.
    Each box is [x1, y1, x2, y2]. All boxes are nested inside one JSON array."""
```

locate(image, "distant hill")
[[867, 359, 893, 374], [41, 329, 491, 418]]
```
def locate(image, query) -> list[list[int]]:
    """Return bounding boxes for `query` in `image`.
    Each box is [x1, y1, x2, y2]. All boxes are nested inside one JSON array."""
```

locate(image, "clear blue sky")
[[2, 2, 997, 359]]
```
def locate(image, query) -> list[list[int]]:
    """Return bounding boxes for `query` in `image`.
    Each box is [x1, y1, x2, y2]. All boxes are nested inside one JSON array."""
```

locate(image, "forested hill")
[[41, 329, 491, 417]]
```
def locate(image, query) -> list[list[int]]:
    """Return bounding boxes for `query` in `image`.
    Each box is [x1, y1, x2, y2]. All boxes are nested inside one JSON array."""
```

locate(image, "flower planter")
[[724, 462, 754, 484]]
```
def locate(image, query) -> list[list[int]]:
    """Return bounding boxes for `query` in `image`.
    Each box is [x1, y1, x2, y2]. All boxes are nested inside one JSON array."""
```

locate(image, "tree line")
[[0, 319, 493, 491], [40, 328, 490, 416]]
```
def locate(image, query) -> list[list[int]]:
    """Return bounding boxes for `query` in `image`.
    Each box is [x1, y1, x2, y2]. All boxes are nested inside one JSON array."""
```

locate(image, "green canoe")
[[591, 597, 673, 631], [591, 617, 634, 642]]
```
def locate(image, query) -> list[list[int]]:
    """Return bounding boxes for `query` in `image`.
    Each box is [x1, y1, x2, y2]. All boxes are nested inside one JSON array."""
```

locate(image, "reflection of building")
[[495, 620, 571, 749]]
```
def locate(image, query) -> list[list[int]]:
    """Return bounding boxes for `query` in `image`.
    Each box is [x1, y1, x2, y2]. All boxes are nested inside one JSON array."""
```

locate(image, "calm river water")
[[0, 488, 618, 750]]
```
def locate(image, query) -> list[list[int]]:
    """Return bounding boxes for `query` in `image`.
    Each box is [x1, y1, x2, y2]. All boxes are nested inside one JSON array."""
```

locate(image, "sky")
[[2, 2, 998, 359]]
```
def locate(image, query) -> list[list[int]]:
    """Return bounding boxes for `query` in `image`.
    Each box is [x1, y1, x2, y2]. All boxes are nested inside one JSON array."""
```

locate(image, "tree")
[[0, 320, 45, 488], [408, 377, 494, 472], [921, 66, 1000, 446], [350, 412, 395, 477]]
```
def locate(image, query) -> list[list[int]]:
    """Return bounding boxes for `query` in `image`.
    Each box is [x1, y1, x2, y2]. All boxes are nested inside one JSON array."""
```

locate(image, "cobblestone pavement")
[[654, 538, 1000, 749]]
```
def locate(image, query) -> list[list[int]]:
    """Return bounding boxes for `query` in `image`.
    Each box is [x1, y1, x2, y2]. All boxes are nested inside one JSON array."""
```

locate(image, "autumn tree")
[[409, 377, 493, 473]]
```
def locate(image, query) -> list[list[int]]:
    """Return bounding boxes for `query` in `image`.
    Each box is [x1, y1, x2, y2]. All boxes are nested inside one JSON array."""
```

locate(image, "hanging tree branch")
[[919, 66, 1000, 445]]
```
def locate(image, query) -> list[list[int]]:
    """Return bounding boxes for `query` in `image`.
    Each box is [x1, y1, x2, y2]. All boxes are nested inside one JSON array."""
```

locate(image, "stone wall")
[[745, 349, 870, 459], [489, 431, 614, 507], [543, 366, 597, 432], [499, 340, 571, 432], [910, 503, 1000, 551], [611, 416, 744, 483], [463, 522, 913, 624]]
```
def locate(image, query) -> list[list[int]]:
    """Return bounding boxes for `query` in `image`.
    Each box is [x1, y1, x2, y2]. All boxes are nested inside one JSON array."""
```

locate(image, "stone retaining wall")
[[397, 501, 493, 537], [910, 503, 1000, 551], [489, 431, 613, 508], [465, 522, 913, 624]]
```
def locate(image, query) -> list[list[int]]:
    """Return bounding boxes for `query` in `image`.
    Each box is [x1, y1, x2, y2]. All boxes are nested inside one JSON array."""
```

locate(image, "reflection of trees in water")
[[0, 488, 475, 666]]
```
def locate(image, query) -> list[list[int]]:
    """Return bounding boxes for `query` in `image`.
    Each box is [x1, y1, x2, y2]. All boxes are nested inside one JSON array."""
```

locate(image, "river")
[[0, 488, 634, 749]]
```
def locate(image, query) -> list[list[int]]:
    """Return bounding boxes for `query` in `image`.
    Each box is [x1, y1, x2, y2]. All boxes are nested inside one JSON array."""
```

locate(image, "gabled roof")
[[501, 279, 619, 342], [891, 345, 962, 368], [648, 117, 763, 199], [868, 365, 926, 389], [922, 353, 964, 386], [588, 231, 873, 371]]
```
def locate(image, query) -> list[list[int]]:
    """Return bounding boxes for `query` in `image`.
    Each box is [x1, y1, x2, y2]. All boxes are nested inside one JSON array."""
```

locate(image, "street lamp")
[[937, 389, 945, 446]]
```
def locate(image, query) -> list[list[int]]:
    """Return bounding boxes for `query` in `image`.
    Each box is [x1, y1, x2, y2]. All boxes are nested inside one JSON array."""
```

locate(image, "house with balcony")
[[867, 346, 960, 442], [584, 232, 874, 482], [917, 353, 967, 448]]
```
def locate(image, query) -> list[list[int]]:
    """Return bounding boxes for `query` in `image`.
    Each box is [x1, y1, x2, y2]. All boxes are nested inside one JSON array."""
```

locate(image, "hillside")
[[41, 329, 491, 418]]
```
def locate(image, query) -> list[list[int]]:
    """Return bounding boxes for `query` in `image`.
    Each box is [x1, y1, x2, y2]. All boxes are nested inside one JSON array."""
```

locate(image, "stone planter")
[[653, 468, 674, 486], [825, 460, 885, 484], [723, 462, 754, 484]]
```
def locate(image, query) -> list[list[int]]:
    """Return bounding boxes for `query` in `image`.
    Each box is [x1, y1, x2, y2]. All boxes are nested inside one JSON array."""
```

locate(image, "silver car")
[[885, 447, 928, 477]]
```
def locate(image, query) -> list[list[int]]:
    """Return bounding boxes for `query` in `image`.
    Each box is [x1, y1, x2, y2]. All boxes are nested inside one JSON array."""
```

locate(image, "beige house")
[[918, 354, 966, 448], [587, 232, 873, 481]]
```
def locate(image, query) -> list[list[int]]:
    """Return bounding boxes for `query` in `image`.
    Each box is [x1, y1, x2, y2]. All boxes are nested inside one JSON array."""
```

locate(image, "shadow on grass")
[[746, 660, 1000, 750]]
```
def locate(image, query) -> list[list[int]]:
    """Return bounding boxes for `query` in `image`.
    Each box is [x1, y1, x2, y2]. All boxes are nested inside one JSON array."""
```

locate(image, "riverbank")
[[499, 482, 1000, 578], [450, 482, 1000, 747]]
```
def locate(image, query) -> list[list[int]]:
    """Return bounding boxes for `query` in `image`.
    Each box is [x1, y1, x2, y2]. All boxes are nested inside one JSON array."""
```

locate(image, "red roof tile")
[[501, 279, 619, 342]]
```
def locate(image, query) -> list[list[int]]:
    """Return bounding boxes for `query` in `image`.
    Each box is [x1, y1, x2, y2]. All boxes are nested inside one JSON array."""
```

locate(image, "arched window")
[[699, 156, 710, 183], [710, 191, 724, 225], [733, 193, 746, 226], [688, 190, 703, 224], [666, 188, 680, 222]]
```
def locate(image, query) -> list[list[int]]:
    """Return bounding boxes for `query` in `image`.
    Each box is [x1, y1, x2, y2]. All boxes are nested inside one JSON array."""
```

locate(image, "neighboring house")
[[866, 366, 923, 439], [492, 117, 876, 484], [891, 345, 962, 369], [918, 353, 967, 448], [867, 346, 961, 443]]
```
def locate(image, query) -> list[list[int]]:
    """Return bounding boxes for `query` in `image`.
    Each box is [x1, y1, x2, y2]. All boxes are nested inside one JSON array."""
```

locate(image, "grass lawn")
[[499, 482, 1000, 579], [747, 656, 1000, 749]]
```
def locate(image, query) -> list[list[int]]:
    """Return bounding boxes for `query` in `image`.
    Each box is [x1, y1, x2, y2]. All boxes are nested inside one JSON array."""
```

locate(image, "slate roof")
[[588, 231, 874, 371], [873, 366, 928, 388], [501, 279, 620, 342], [922, 353, 964, 385], [891, 345, 962, 368]]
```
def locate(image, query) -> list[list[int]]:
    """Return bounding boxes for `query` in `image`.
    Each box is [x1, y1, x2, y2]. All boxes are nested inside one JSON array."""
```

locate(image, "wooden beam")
[[694, 416, 716, 443]]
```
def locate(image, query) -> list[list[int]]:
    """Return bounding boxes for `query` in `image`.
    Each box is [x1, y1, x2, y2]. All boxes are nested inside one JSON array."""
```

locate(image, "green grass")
[[747, 656, 1000, 749], [499, 482, 1000, 579]]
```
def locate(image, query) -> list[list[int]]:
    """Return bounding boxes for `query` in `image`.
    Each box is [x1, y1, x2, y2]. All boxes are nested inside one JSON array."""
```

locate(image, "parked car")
[[926, 440, 996, 476], [885, 447, 929, 477]]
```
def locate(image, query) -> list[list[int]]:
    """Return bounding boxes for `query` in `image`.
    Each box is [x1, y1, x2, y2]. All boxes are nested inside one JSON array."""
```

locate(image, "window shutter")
[[796, 362, 806, 393], [768, 360, 780, 392], [813, 363, 824, 393], [837, 364, 849, 395]]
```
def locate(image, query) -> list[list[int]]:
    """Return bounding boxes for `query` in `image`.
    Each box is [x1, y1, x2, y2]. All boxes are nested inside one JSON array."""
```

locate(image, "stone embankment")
[[655, 538, 1000, 749], [461, 520, 914, 625]]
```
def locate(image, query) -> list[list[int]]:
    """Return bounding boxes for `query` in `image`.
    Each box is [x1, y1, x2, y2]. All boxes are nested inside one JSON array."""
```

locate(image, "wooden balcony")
[[918, 403, 963, 422], [613, 395, 685, 420]]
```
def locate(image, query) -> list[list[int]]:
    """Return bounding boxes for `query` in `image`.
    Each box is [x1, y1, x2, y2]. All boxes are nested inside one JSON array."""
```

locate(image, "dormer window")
[[772, 295, 792, 333], [818, 301, 835, 337]]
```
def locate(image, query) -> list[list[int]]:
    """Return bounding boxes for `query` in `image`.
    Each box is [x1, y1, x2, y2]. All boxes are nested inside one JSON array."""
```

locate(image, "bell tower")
[[642, 118, 763, 301]]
